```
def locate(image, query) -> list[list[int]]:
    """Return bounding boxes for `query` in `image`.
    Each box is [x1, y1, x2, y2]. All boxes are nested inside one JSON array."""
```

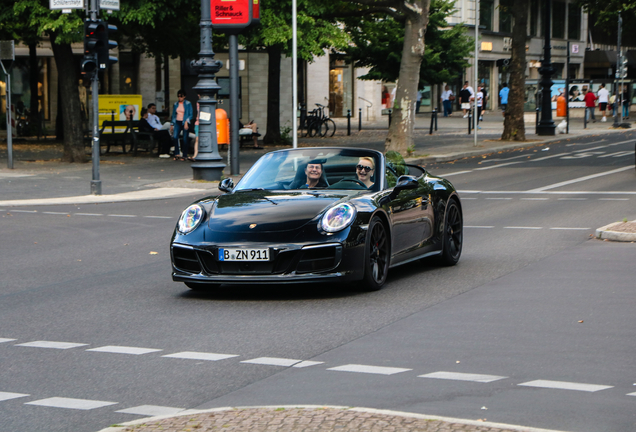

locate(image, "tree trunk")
[[50, 38, 86, 163], [384, 0, 430, 155], [264, 44, 282, 145], [501, 1, 528, 141]]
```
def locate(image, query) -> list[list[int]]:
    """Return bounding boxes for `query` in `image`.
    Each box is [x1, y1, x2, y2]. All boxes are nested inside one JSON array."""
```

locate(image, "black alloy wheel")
[[439, 199, 462, 265], [360, 217, 390, 291]]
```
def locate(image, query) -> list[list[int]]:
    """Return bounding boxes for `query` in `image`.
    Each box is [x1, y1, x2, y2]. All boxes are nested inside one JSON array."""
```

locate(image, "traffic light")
[[81, 20, 102, 75], [97, 23, 118, 70]]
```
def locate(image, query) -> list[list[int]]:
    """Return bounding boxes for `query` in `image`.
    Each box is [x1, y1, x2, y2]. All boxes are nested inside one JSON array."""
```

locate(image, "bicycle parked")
[[301, 103, 336, 138]]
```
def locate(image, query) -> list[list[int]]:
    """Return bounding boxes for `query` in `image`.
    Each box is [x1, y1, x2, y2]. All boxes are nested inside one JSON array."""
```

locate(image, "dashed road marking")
[[241, 357, 303, 367], [0, 392, 30, 402], [25, 397, 117, 410], [42, 211, 70, 215], [464, 226, 494, 229], [107, 214, 137, 218], [419, 372, 507, 383], [549, 227, 591, 230], [528, 166, 636, 192], [16, 341, 88, 350], [162, 351, 239, 361], [518, 380, 613, 393], [504, 226, 542, 230], [0, 338, 16, 343], [327, 364, 412, 376], [293, 361, 325, 368], [86, 346, 162, 355], [116, 405, 186, 416], [75, 213, 103, 216]]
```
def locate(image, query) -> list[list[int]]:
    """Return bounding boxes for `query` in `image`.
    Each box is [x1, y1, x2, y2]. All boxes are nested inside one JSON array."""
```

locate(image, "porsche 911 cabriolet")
[[171, 147, 462, 291]]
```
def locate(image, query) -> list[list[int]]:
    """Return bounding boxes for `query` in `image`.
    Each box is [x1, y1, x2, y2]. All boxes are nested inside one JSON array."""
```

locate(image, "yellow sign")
[[94, 94, 143, 132], [480, 41, 493, 51]]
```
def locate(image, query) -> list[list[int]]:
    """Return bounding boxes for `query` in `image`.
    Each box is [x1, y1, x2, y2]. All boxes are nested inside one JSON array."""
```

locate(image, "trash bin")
[[216, 109, 229, 145]]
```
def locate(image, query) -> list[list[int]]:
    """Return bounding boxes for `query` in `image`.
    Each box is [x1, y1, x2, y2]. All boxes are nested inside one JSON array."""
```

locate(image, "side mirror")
[[388, 175, 419, 200], [218, 178, 234, 193]]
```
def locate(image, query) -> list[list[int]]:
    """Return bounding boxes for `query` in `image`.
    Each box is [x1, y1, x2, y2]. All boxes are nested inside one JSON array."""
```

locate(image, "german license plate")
[[218, 248, 270, 261]]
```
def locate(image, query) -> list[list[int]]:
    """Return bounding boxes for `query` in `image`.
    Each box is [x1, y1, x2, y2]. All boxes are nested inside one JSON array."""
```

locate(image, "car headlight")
[[177, 204, 205, 234], [320, 203, 357, 233]]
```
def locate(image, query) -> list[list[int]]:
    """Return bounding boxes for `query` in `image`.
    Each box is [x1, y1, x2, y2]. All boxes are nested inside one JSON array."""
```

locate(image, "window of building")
[[480, 0, 493, 31], [118, 52, 138, 94], [498, 0, 513, 34], [529, 2, 539, 37], [552, 1, 566, 39], [329, 57, 353, 118], [568, 5, 581, 40]]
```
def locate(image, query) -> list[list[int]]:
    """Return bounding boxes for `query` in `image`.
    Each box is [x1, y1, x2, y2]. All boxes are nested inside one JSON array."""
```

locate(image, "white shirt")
[[441, 90, 453, 101], [467, 86, 475, 96], [147, 113, 162, 130], [475, 91, 483, 107], [597, 88, 609, 103]]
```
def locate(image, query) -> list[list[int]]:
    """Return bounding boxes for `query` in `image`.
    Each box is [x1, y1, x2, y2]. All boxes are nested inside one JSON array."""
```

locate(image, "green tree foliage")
[[343, 0, 472, 86], [575, 0, 636, 45]]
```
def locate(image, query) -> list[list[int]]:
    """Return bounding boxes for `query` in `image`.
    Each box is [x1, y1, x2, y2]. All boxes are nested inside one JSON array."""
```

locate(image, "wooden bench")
[[92, 120, 157, 156]]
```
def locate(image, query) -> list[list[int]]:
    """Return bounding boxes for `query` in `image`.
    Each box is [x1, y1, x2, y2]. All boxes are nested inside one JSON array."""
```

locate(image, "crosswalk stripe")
[[518, 380, 613, 392], [116, 405, 186, 416], [327, 364, 411, 375], [25, 397, 117, 410], [0, 338, 16, 343], [86, 346, 162, 355], [16, 341, 88, 350], [0, 392, 30, 402], [418, 372, 507, 383], [162, 351, 239, 361], [241, 357, 302, 367]]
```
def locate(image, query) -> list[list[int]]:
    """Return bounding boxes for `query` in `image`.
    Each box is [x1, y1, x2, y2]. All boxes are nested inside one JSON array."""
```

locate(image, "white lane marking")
[[530, 152, 572, 161], [25, 397, 117, 410], [520, 198, 549, 200], [75, 213, 103, 216], [465, 226, 495, 229], [0, 392, 30, 402], [16, 341, 88, 350], [240, 357, 302, 367], [419, 372, 507, 383], [504, 226, 542, 230], [598, 151, 634, 158], [518, 379, 613, 393], [293, 361, 325, 368], [475, 161, 525, 170], [327, 364, 412, 375], [86, 346, 162, 355], [549, 227, 591, 230], [573, 145, 611, 152], [486, 197, 512, 200], [460, 197, 478, 200], [42, 212, 70, 215], [627, 392, 636, 396], [7, 210, 37, 213], [143, 215, 173, 219], [162, 352, 239, 361], [0, 338, 16, 343], [107, 214, 136, 218], [598, 198, 629, 201], [558, 198, 588, 200], [441, 170, 473, 177], [529, 166, 636, 192], [116, 405, 186, 416]]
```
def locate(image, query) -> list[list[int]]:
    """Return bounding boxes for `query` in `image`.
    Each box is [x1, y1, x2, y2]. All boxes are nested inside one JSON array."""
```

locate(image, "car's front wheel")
[[359, 217, 390, 291], [439, 198, 463, 266]]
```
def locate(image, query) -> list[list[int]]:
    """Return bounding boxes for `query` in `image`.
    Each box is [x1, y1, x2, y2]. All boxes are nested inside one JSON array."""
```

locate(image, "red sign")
[[252, 0, 259, 19], [211, 0, 250, 26]]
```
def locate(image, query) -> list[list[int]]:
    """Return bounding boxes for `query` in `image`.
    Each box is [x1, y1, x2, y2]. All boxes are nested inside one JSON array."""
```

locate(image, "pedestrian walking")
[[597, 84, 609, 122], [440, 85, 454, 117], [499, 83, 509, 118], [459, 82, 472, 118], [583, 88, 597, 123]]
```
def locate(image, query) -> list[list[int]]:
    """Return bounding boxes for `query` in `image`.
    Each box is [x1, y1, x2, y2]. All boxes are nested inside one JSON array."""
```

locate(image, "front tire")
[[439, 198, 463, 265], [359, 217, 390, 291]]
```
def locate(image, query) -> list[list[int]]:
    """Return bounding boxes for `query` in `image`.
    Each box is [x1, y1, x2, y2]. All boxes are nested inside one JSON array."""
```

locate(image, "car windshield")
[[235, 148, 382, 192]]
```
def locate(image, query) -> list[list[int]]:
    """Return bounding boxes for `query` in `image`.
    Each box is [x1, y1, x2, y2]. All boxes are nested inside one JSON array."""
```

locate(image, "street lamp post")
[[191, 0, 226, 181], [537, 0, 556, 136]]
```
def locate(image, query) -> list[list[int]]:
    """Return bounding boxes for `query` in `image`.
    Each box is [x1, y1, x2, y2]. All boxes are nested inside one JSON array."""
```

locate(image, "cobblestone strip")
[[98, 406, 570, 432]]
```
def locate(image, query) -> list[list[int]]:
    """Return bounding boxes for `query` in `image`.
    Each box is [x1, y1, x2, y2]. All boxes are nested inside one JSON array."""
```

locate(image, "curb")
[[95, 405, 570, 432], [595, 220, 636, 242]]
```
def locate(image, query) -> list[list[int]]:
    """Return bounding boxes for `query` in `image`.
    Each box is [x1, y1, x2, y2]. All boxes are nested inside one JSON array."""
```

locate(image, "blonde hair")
[[358, 157, 375, 169]]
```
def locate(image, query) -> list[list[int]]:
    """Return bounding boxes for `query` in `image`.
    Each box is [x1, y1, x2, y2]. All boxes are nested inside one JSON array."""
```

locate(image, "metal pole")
[[228, 34, 239, 175], [89, 0, 101, 194], [358, 107, 362, 131], [566, 41, 570, 134], [292, 0, 298, 148], [474, 0, 479, 146], [614, 12, 622, 127], [191, 0, 225, 180], [1, 62, 12, 169], [537, 0, 556, 135], [347, 109, 351, 135]]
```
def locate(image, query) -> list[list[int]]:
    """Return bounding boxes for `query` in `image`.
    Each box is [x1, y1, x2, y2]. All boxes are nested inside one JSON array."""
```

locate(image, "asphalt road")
[[0, 131, 635, 432]]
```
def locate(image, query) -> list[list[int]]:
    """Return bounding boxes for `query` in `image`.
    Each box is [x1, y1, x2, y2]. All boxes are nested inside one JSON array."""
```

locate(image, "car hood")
[[208, 190, 353, 233]]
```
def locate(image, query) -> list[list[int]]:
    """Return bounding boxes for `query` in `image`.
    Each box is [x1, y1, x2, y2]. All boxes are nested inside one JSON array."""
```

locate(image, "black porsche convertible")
[[171, 147, 462, 291]]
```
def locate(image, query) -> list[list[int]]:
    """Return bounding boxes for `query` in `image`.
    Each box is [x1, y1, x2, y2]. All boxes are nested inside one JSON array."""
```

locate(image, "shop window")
[[329, 58, 352, 118], [0, 57, 49, 126], [119, 52, 138, 94], [568, 5, 581, 40], [552, 1, 566, 39]]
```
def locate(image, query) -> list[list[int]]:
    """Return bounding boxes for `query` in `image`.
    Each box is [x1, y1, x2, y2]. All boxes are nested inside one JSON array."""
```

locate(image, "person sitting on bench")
[[239, 120, 262, 149]]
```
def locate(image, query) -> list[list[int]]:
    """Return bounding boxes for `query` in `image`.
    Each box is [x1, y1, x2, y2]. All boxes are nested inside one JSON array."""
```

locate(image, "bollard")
[[388, 111, 392, 127], [347, 109, 351, 136], [434, 108, 438, 131], [467, 109, 472, 134], [358, 108, 362, 132], [583, 108, 587, 129], [429, 109, 436, 135]]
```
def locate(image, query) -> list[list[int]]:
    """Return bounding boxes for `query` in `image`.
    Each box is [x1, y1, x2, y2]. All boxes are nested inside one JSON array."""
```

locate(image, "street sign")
[[211, 0, 252, 30], [49, 0, 83, 9], [571, 44, 579, 54], [100, 0, 120, 11]]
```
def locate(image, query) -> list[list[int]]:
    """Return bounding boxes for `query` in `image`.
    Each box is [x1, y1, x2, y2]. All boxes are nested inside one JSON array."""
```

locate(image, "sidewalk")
[[0, 113, 629, 207]]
